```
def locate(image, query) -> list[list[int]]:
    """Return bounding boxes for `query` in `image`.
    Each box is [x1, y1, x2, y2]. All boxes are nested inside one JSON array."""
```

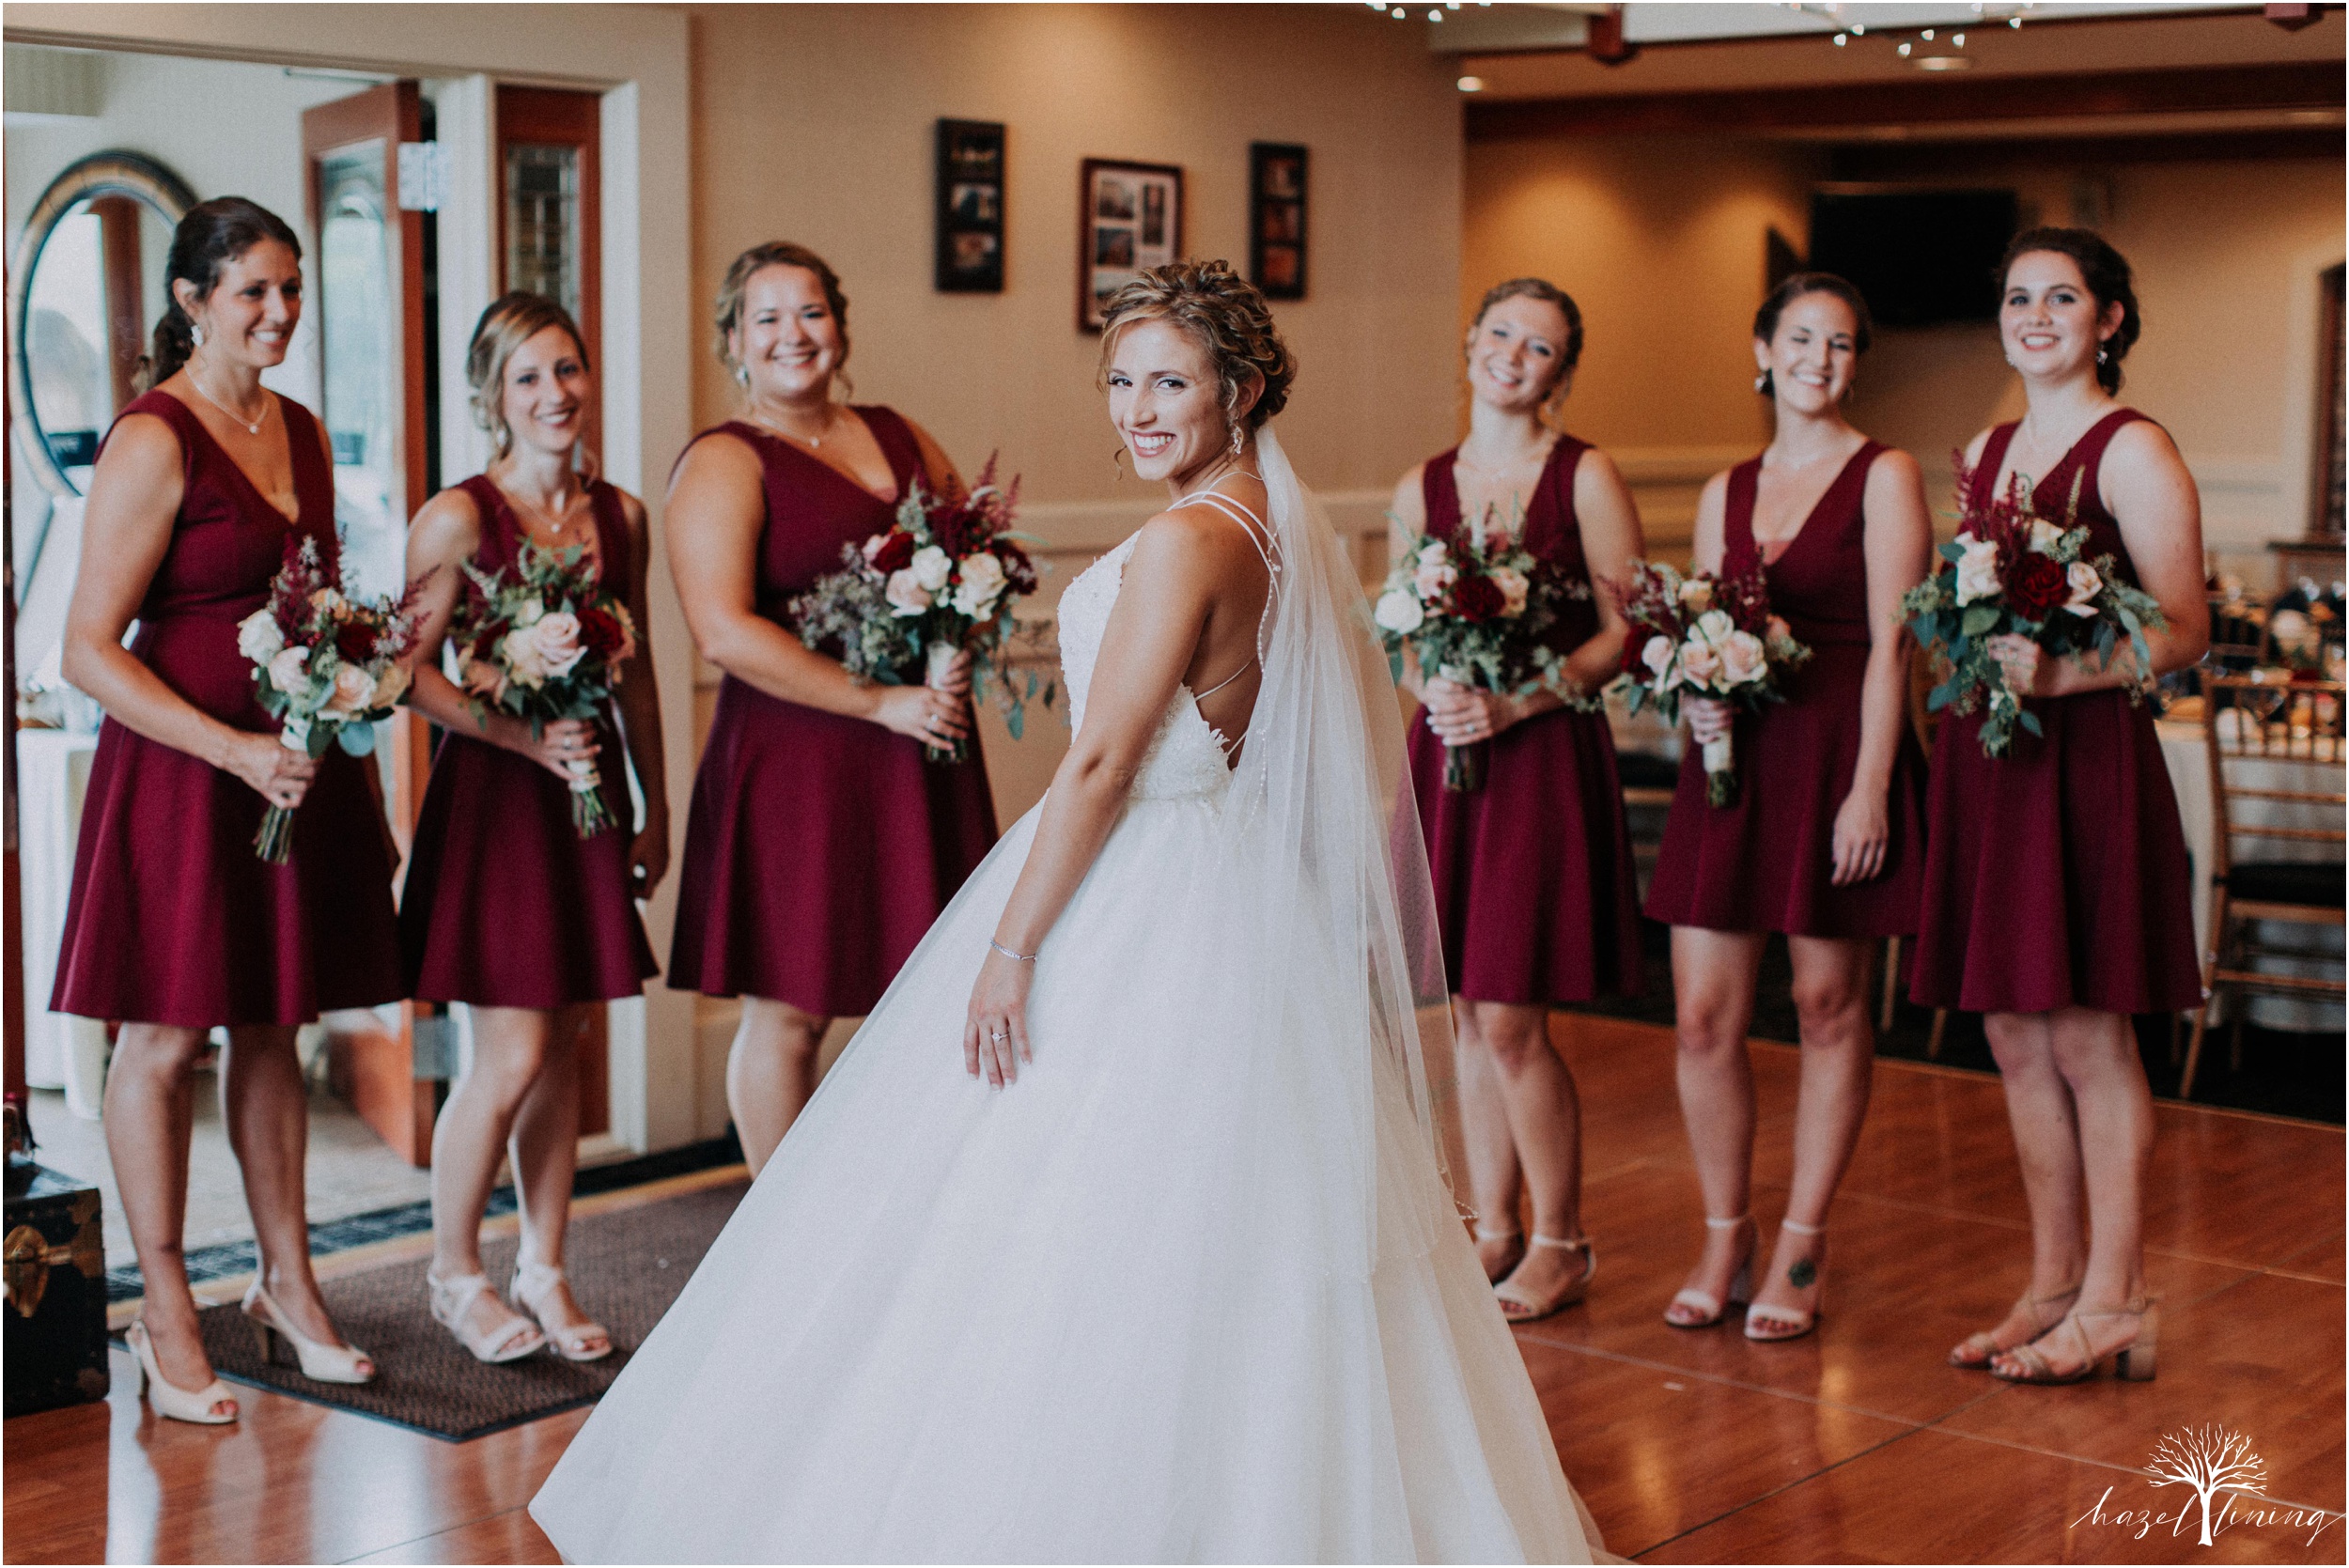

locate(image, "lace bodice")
[[1057, 534, 1236, 801]]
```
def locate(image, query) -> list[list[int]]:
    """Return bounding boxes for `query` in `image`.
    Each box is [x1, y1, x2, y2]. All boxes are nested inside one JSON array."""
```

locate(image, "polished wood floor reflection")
[[7, 1017, 2340, 1564]]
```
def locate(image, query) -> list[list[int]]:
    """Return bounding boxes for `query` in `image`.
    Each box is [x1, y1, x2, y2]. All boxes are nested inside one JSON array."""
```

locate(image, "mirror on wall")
[[8, 152, 196, 498]]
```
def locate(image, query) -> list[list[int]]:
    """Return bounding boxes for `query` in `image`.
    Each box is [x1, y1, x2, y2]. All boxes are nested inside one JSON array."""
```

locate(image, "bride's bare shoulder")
[[1132, 484, 1271, 575]]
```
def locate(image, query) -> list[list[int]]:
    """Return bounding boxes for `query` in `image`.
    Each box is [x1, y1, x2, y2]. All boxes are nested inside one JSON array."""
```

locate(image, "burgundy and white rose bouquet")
[[1901, 460, 2167, 757], [789, 457, 1054, 763], [450, 542, 638, 835], [1375, 512, 1594, 792], [236, 535, 425, 862], [1610, 559, 1812, 806]]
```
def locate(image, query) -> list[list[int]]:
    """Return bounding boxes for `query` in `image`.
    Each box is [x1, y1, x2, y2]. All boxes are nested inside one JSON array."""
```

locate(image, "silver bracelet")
[[988, 939, 1038, 964]]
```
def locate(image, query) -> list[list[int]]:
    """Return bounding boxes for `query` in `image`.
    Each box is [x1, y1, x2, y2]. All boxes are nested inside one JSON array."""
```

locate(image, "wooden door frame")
[[303, 81, 439, 1165], [495, 84, 603, 464]]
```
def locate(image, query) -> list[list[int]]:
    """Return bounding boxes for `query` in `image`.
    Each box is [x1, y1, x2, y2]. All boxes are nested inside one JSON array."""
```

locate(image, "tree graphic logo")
[[2145, 1425, 2269, 1546]]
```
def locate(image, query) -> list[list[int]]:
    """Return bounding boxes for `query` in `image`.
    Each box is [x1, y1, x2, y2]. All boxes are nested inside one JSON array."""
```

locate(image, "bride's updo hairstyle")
[[713, 240, 852, 393], [1468, 276, 1583, 414], [1999, 225, 2139, 395], [1097, 259, 1296, 435]]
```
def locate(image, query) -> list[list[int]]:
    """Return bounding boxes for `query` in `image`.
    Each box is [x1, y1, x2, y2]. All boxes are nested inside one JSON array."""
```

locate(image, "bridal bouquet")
[[1901, 460, 2168, 758], [1374, 512, 1594, 792], [450, 543, 639, 835], [236, 536, 423, 862], [789, 457, 1053, 763], [1610, 559, 1812, 807]]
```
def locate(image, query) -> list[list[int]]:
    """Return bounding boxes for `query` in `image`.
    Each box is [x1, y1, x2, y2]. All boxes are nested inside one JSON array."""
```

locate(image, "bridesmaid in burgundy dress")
[[51, 199, 397, 1421], [399, 294, 667, 1364], [1646, 274, 1932, 1343], [1917, 230, 2206, 1385], [669, 242, 996, 1175], [1392, 278, 1645, 1321]]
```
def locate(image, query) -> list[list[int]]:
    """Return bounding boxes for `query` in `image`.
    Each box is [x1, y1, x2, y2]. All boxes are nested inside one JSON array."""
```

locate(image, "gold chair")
[[2181, 670, 2347, 1098]]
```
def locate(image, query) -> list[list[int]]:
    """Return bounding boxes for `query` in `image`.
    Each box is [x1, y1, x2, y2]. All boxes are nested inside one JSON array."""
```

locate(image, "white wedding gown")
[[531, 439, 1602, 1564]]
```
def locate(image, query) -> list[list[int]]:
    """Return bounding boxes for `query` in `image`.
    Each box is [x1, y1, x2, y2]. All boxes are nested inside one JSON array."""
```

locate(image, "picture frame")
[[936, 118, 1005, 294], [1250, 143, 1308, 301], [1079, 157, 1183, 333]]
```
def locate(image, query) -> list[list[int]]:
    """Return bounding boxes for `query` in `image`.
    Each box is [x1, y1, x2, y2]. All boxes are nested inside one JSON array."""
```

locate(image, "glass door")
[[303, 82, 438, 1164]]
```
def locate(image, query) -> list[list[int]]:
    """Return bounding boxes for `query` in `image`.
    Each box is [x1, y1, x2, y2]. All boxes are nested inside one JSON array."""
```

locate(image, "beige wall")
[[1465, 132, 2346, 573], [686, 3, 1463, 508]]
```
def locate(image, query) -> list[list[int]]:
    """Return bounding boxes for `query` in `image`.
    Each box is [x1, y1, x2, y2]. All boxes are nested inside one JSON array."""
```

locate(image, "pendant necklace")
[[187, 363, 272, 436]]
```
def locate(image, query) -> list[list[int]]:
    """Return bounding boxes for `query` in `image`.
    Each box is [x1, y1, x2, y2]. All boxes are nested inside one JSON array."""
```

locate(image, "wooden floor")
[[7, 1016, 2341, 1564]]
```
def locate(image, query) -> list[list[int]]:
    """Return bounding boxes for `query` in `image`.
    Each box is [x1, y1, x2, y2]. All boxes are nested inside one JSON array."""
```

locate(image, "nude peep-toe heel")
[[1949, 1283, 2082, 1370], [1664, 1214, 1753, 1329], [428, 1269, 545, 1364], [1495, 1234, 1596, 1323], [125, 1320, 238, 1424], [243, 1281, 374, 1384], [1991, 1298, 2159, 1386], [1744, 1218, 1827, 1343], [511, 1259, 613, 1362]]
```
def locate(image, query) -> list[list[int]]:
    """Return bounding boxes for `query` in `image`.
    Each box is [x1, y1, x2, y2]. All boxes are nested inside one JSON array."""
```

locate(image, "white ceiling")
[[1423, 1, 2265, 54]]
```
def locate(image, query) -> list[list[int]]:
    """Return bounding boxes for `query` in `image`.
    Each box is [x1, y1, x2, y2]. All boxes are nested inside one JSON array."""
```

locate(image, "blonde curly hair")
[[1097, 260, 1296, 434], [466, 291, 593, 466]]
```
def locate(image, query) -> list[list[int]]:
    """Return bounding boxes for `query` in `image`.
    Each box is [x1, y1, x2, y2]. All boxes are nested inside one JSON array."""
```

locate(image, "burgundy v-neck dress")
[[1645, 442, 1928, 938], [1911, 410, 2201, 1015], [668, 408, 999, 1017], [398, 476, 660, 1008], [1406, 438, 1644, 1005], [50, 390, 402, 1028]]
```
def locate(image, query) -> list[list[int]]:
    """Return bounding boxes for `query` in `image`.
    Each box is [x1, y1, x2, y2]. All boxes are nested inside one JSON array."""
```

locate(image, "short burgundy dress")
[[668, 408, 999, 1017], [398, 476, 660, 1008], [1407, 438, 1644, 1005], [1645, 442, 1929, 939], [1910, 410, 2201, 1016], [50, 391, 402, 1029]]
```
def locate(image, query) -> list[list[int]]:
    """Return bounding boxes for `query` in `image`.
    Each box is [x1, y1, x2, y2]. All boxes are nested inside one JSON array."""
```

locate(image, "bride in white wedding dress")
[[531, 261, 1604, 1564]]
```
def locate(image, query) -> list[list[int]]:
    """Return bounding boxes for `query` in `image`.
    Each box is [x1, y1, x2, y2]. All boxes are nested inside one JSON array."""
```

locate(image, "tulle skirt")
[[531, 788, 1598, 1563]]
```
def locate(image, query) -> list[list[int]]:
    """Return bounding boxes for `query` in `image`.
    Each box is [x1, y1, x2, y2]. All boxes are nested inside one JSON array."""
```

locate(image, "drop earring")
[[2096, 346, 2109, 365], [733, 363, 750, 388], [191, 320, 207, 349], [1753, 370, 1773, 396], [1229, 424, 1244, 458]]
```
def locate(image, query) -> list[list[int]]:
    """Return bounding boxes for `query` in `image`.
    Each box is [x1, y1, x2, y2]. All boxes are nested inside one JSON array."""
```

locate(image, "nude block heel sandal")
[[1665, 1214, 1753, 1329]]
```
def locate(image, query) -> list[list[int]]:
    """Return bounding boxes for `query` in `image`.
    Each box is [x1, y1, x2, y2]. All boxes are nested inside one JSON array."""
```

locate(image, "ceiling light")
[[2009, 15, 2021, 25], [1429, 8, 1443, 19], [1457, 74, 1486, 91], [1915, 54, 1974, 70], [1921, 26, 1935, 38], [1851, 23, 1865, 33], [1833, 31, 1847, 43], [1953, 31, 1967, 44], [1897, 40, 1911, 54]]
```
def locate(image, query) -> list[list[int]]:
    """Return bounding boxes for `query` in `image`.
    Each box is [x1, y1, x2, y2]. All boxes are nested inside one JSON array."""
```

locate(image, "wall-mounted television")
[[1806, 188, 2019, 329]]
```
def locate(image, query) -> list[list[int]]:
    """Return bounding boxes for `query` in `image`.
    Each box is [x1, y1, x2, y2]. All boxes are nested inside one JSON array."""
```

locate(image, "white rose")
[[237, 610, 284, 665], [885, 568, 934, 617], [1641, 633, 1675, 682], [1678, 578, 1715, 613], [323, 663, 378, 716], [267, 645, 311, 695], [1490, 567, 1530, 618], [501, 627, 550, 689], [1719, 629, 1767, 686], [2062, 561, 2103, 618], [1694, 609, 1735, 647], [512, 596, 545, 629], [372, 660, 412, 706], [1413, 558, 1457, 601], [1678, 639, 1722, 690], [1416, 542, 1449, 567], [910, 546, 953, 593], [1375, 590, 1424, 635], [530, 612, 586, 681], [1952, 534, 2003, 606], [952, 553, 1007, 618], [2028, 519, 2064, 555]]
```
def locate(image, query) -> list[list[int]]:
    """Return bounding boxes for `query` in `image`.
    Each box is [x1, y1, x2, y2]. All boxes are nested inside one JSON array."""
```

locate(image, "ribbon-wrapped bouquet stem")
[[790, 458, 1054, 763], [236, 536, 424, 862], [1610, 559, 1812, 807]]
